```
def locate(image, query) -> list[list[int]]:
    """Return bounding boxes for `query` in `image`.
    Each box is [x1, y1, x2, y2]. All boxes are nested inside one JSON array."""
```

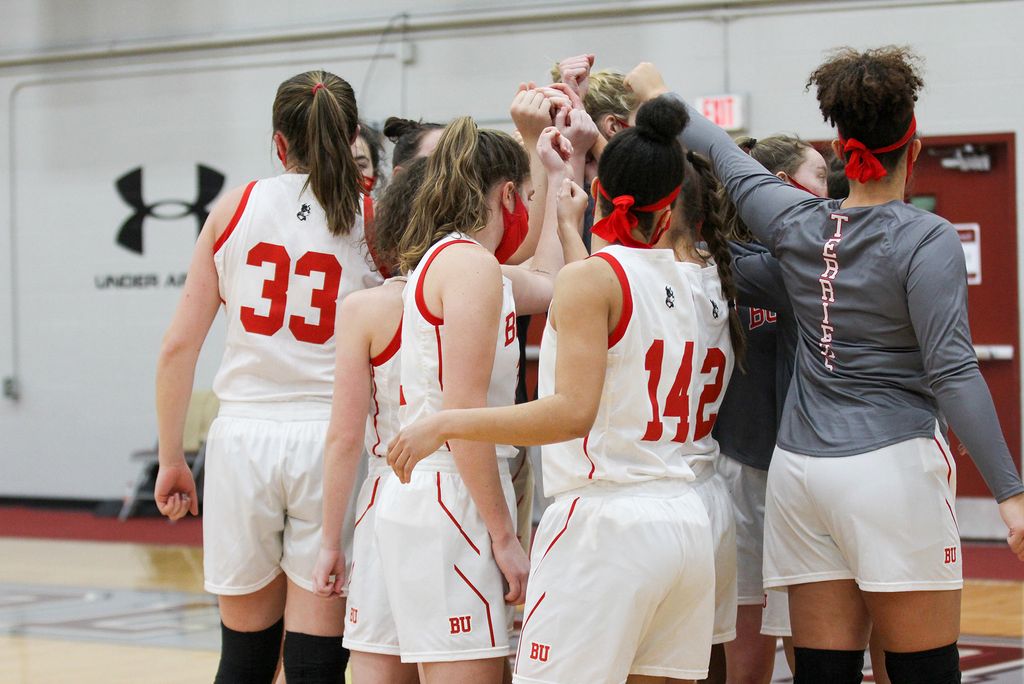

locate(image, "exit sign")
[[695, 94, 746, 132]]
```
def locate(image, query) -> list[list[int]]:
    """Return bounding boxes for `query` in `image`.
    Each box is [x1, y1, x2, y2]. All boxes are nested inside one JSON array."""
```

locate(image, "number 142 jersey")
[[538, 245, 734, 498], [212, 173, 380, 406]]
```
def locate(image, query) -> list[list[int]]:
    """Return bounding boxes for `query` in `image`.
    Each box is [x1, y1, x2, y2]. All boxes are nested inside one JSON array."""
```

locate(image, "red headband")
[[311, 82, 326, 95], [840, 115, 917, 183], [591, 179, 681, 249]]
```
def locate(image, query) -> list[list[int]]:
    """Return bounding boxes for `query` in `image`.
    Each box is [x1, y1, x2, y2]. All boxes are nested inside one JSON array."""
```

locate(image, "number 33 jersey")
[[538, 245, 735, 498], [212, 174, 380, 405]]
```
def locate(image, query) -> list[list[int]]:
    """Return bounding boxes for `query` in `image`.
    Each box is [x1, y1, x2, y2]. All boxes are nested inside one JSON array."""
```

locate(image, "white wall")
[[2, 0, 1023, 499]]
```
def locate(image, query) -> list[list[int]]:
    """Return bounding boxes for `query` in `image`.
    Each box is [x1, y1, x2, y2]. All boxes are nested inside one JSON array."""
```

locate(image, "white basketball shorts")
[[342, 458, 399, 655], [716, 454, 791, 637], [692, 462, 738, 644], [764, 425, 962, 593], [346, 460, 516, 663], [203, 403, 353, 595], [512, 479, 715, 684]]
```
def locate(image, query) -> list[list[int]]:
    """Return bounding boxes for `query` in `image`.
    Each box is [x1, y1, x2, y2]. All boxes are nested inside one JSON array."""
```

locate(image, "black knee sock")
[[885, 643, 960, 684], [214, 618, 284, 684], [794, 647, 864, 684], [283, 631, 349, 684]]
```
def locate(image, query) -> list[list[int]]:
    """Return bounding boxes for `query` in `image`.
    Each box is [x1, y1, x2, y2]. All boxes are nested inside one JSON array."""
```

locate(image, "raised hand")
[[510, 85, 554, 147], [624, 62, 669, 104], [557, 53, 595, 102], [999, 492, 1024, 560], [536, 125, 574, 179], [556, 107, 600, 161], [556, 177, 589, 233]]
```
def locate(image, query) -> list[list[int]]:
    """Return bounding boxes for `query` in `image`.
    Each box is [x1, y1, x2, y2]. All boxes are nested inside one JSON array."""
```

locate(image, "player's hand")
[[998, 492, 1024, 560], [491, 534, 530, 605], [387, 413, 446, 483], [557, 108, 600, 162], [556, 178, 589, 234], [510, 85, 554, 148], [154, 461, 198, 521], [312, 546, 346, 598], [557, 53, 595, 102], [624, 62, 669, 104], [536, 125, 573, 179], [537, 83, 583, 111]]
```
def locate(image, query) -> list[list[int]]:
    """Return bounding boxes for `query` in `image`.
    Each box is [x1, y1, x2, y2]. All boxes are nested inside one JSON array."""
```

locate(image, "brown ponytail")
[[683, 151, 746, 366], [272, 70, 362, 236], [399, 116, 527, 272]]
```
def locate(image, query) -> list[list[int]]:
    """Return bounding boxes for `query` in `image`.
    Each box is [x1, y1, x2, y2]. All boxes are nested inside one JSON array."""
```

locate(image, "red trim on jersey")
[[589, 252, 632, 347], [433, 326, 452, 452], [353, 476, 380, 529], [370, 318, 403, 367], [514, 592, 547, 673], [542, 497, 579, 561], [213, 180, 257, 253], [414, 239, 476, 325], [369, 367, 383, 456], [582, 434, 596, 479], [453, 564, 495, 647], [436, 473, 480, 554], [945, 498, 960, 533], [399, 385, 406, 406], [933, 436, 953, 485]]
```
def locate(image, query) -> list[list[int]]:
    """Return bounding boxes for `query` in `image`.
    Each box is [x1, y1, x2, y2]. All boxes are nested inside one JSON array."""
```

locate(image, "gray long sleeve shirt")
[[676, 94, 1024, 502]]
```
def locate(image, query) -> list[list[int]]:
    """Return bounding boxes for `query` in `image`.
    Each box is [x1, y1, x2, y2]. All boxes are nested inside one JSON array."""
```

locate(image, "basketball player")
[[154, 70, 376, 682], [389, 95, 745, 684], [626, 53, 1024, 684]]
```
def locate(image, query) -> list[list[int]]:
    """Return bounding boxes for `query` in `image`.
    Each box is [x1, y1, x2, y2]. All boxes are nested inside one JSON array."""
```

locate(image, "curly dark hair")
[[807, 46, 924, 173]]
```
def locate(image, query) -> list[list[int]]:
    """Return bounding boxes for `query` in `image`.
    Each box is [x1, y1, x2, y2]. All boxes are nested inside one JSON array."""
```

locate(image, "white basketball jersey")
[[539, 245, 734, 497], [213, 173, 380, 406], [365, 295, 403, 460], [400, 233, 520, 466]]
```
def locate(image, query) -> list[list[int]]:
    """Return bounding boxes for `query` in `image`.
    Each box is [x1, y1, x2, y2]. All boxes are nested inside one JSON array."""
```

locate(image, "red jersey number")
[[642, 339, 727, 443], [239, 242, 343, 344]]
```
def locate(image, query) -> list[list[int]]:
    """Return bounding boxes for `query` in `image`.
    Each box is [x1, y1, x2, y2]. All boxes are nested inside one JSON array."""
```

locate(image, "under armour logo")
[[115, 165, 225, 254], [711, 300, 720, 319], [665, 286, 675, 309], [297, 204, 312, 221]]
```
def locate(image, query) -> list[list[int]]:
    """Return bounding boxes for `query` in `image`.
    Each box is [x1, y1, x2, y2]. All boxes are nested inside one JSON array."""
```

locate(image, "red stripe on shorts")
[[437, 472, 481, 554], [933, 436, 953, 486], [514, 592, 547, 674], [542, 497, 579, 561], [453, 564, 495, 648], [353, 477, 380, 529]]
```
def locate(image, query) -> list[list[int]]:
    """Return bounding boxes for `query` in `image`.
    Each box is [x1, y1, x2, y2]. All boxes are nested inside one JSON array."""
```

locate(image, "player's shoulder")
[[429, 237, 501, 279]]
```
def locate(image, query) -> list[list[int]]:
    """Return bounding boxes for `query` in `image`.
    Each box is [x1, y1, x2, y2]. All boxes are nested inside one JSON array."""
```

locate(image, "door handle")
[[974, 345, 1014, 361]]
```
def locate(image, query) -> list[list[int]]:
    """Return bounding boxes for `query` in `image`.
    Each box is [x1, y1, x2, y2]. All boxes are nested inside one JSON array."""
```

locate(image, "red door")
[[910, 133, 1020, 499]]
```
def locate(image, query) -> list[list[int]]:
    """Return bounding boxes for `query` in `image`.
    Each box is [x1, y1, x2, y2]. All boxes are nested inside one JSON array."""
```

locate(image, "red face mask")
[[494, 191, 529, 264], [360, 175, 377, 193], [788, 177, 823, 198]]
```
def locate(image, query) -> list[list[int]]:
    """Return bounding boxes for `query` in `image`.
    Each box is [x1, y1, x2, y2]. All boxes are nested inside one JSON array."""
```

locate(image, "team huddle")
[[154, 48, 1024, 684]]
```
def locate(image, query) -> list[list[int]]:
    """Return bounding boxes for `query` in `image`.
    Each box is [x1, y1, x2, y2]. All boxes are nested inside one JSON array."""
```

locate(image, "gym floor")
[[1, 505, 1021, 683]]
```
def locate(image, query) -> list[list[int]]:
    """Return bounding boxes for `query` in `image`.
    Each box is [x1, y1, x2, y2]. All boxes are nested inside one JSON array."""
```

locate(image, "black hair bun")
[[383, 117, 423, 143], [634, 96, 689, 144]]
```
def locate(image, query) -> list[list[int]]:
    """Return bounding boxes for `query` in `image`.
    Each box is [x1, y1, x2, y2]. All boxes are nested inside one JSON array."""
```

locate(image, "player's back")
[[213, 173, 377, 406], [539, 245, 734, 498]]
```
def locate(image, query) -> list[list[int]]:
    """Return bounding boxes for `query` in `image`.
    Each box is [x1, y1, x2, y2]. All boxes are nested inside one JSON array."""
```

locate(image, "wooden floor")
[[0, 537, 1021, 683]]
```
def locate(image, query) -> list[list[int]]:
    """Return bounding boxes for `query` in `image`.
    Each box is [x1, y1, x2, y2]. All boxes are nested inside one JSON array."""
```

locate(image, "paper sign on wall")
[[955, 223, 981, 285]]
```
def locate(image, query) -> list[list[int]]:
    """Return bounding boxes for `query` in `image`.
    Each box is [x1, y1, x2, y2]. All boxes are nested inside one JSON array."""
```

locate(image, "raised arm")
[[905, 224, 1024, 556], [730, 242, 792, 315], [624, 63, 815, 252], [504, 125, 589, 314]]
